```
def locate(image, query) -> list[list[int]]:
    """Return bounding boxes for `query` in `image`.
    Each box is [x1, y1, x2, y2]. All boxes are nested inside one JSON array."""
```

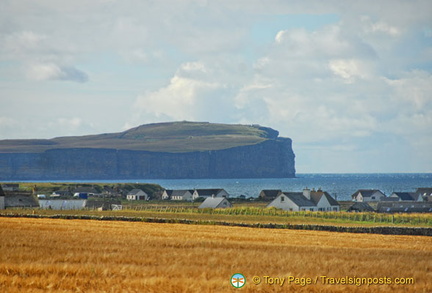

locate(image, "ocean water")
[[116, 173, 432, 201]]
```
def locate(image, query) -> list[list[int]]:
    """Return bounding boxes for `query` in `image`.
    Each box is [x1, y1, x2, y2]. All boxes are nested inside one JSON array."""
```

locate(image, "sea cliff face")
[[0, 139, 295, 180], [0, 122, 295, 180]]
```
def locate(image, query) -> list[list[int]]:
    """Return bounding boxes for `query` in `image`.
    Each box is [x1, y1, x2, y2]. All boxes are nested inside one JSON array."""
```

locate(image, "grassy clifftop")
[[0, 121, 280, 153]]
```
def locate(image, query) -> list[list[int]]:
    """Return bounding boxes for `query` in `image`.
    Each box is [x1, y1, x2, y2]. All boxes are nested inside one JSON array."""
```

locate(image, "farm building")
[[39, 199, 86, 210], [377, 202, 432, 213], [1, 184, 19, 192], [351, 190, 386, 202], [267, 188, 339, 212], [126, 189, 149, 201], [347, 202, 375, 212], [162, 190, 195, 201], [198, 196, 232, 209], [85, 200, 122, 211], [258, 190, 282, 200]]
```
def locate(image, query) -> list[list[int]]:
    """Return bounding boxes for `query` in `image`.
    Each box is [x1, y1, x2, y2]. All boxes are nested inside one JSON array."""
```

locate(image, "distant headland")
[[0, 121, 296, 180]]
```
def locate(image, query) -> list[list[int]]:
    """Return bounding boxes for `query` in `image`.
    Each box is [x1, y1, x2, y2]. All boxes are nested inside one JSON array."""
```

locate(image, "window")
[[280, 196, 284, 202]]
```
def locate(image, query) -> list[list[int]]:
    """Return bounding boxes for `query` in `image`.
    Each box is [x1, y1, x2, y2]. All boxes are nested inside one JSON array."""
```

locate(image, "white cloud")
[[328, 59, 370, 83], [26, 62, 88, 83]]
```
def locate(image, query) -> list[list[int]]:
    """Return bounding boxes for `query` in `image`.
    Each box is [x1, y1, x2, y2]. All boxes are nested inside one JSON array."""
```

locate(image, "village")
[[1, 183, 431, 213]]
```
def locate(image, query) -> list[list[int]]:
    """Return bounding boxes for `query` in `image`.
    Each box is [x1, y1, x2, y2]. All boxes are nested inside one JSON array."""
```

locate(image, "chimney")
[[303, 188, 311, 200]]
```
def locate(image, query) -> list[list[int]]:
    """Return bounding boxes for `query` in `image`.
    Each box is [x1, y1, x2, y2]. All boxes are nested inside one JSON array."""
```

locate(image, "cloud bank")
[[0, 0, 431, 172]]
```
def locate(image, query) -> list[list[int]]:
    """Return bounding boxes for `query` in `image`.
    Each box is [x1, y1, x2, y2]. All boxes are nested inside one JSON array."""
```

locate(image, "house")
[[101, 186, 121, 197], [198, 196, 232, 209], [194, 189, 229, 198], [267, 188, 339, 212], [162, 190, 194, 201], [309, 189, 340, 211], [258, 190, 282, 200], [415, 188, 432, 201], [51, 190, 72, 197], [347, 202, 375, 212], [389, 192, 419, 201], [126, 189, 149, 201], [4, 193, 39, 208], [377, 202, 432, 213], [351, 190, 386, 202], [73, 186, 98, 196]]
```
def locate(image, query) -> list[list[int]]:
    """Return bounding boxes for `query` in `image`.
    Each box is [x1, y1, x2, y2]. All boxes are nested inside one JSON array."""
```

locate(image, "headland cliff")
[[0, 122, 295, 180]]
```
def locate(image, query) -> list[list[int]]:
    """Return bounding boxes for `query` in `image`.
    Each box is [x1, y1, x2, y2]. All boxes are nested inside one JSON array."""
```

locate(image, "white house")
[[162, 190, 194, 201], [351, 190, 386, 202], [126, 189, 149, 201], [198, 196, 232, 209], [267, 188, 339, 212], [309, 189, 340, 211]]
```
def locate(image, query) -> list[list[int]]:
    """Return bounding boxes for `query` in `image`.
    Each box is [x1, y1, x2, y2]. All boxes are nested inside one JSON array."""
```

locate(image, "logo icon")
[[231, 273, 246, 288]]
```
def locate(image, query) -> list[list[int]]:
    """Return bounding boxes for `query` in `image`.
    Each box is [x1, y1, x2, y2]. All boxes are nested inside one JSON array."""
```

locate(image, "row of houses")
[[260, 188, 432, 213], [348, 202, 432, 213], [161, 189, 229, 201], [351, 188, 432, 202]]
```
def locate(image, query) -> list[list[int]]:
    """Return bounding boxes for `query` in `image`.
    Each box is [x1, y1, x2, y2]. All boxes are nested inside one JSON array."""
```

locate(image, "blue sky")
[[0, 0, 431, 173]]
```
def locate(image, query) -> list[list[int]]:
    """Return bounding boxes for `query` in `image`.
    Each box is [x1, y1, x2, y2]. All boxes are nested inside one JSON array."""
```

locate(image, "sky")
[[1, 0, 431, 173]]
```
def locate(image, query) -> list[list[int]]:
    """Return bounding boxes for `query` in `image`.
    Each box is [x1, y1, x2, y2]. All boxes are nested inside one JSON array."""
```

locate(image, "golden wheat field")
[[0, 217, 431, 292]]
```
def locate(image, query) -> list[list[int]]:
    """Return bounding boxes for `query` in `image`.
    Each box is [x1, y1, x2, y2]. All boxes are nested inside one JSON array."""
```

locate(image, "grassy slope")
[[0, 121, 270, 153]]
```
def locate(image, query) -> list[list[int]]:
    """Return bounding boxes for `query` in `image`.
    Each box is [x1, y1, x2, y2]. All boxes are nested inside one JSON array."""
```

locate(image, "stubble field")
[[0, 217, 431, 292]]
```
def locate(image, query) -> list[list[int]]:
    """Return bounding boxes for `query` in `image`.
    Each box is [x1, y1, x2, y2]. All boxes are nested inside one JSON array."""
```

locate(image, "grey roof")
[[4, 195, 39, 208], [283, 192, 316, 207], [165, 190, 191, 197], [73, 187, 98, 194], [259, 190, 282, 198], [198, 197, 232, 209], [381, 197, 400, 202], [416, 188, 432, 196], [128, 189, 146, 195], [391, 192, 415, 201], [377, 202, 432, 213], [351, 189, 384, 198], [195, 189, 226, 197], [52, 190, 72, 196], [347, 202, 375, 212]]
